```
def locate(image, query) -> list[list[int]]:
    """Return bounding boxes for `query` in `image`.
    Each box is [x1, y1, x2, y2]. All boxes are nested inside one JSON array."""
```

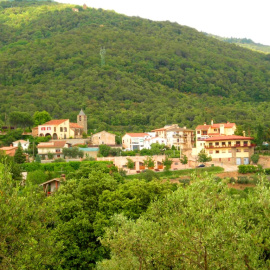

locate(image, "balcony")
[[205, 145, 229, 149], [205, 143, 256, 149], [231, 143, 256, 148]]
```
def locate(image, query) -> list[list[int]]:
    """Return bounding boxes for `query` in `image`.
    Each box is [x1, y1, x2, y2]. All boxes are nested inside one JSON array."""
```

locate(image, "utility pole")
[[100, 47, 106, 66]]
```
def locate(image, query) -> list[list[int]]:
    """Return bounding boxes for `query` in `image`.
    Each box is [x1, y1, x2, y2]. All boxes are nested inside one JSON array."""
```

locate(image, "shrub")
[[238, 165, 258, 174], [178, 179, 190, 186], [237, 176, 249, 184], [251, 154, 260, 164]]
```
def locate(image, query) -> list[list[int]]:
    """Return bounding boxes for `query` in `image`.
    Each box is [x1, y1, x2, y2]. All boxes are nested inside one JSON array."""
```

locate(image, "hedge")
[[21, 161, 113, 172], [238, 165, 262, 174]]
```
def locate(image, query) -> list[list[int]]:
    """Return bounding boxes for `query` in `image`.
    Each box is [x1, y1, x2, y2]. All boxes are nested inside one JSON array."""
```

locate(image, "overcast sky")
[[56, 0, 270, 45]]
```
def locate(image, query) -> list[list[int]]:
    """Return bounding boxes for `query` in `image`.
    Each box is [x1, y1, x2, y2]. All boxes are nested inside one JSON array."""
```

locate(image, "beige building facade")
[[37, 141, 70, 159], [92, 131, 116, 145], [204, 135, 255, 165]]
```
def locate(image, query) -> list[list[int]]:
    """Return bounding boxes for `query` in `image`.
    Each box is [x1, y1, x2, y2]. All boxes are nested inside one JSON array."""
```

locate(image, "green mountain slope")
[[205, 34, 270, 54], [1, 0, 270, 133]]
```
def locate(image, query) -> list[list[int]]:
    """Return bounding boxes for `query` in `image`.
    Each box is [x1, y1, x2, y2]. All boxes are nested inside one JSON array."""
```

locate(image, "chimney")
[[243, 131, 246, 137], [211, 119, 214, 125], [204, 122, 206, 125]]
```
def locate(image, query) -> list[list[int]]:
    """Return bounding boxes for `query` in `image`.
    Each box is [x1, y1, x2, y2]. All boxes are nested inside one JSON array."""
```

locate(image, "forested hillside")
[[1, 0, 270, 134]]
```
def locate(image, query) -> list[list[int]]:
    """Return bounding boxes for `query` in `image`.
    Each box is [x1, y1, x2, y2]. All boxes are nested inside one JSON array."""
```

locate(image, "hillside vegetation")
[[1, 0, 270, 133]]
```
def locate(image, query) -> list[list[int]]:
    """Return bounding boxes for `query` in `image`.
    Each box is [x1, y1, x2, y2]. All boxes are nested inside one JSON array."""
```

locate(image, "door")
[[236, 158, 241, 165], [244, 158, 249, 165]]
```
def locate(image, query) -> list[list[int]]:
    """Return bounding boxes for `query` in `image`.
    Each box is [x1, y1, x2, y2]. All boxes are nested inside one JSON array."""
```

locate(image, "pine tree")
[[35, 154, 41, 163], [14, 143, 26, 164]]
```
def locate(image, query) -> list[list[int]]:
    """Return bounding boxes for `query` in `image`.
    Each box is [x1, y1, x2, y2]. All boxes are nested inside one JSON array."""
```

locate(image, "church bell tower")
[[77, 109, 87, 134]]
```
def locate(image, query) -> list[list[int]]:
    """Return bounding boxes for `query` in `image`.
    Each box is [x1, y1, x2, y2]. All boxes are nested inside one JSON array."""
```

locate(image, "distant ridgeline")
[[205, 33, 270, 54], [1, 0, 270, 133]]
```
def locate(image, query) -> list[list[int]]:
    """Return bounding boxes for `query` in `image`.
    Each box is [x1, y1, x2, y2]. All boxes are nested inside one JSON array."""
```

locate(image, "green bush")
[[238, 165, 259, 174], [178, 179, 190, 186], [237, 176, 249, 184]]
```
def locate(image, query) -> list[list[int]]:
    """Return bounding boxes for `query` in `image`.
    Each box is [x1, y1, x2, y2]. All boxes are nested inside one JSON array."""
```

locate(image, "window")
[[222, 142, 226, 146], [197, 131, 200, 134], [41, 127, 46, 131], [57, 155, 60, 158], [79, 116, 81, 121], [47, 127, 51, 131], [244, 149, 249, 152], [222, 150, 226, 153], [56, 149, 61, 153], [228, 158, 230, 161], [122, 140, 124, 143], [216, 150, 219, 153], [214, 129, 217, 131], [60, 127, 63, 132], [236, 149, 241, 152], [209, 143, 213, 147], [215, 142, 219, 146], [54, 127, 56, 132], [209, 150, 213, 154], [64, 127, 67, 132]]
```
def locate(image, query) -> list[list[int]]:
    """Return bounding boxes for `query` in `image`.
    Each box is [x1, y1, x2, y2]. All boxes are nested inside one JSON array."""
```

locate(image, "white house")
[[122, 133, 149, 151], [143, 137, 167, 150], [12, 140, 30, 151], [37, 140, 71, 159]]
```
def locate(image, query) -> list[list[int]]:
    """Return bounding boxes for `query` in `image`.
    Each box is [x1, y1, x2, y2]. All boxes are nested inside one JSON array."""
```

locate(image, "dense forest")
[[1, 0, 270, 135]]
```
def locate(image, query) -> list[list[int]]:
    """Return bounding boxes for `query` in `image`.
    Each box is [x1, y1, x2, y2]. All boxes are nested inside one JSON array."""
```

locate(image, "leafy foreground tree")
[[50, 163, 173, 269], [98, 176, 270, 269], [198, 149, 212, 164], [0, 163, 62, 269]]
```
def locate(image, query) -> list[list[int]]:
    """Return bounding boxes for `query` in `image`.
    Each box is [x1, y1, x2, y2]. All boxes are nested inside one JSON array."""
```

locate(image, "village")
[[0, 110, 256, 175]]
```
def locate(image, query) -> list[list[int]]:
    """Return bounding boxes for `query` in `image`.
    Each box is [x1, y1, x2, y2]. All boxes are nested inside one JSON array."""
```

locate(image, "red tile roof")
[[152, 128, 166, 131], [211, 123, 236, 128], [37, 141, 67, 148], [41, 119, 69, 126], [196, 125, 211, 130], [0, 146, 17, 151], [196, 123, 236, 130], [126, 133, 149, 137], [70, 123, 83, 129], [205, 135, 253, 141]]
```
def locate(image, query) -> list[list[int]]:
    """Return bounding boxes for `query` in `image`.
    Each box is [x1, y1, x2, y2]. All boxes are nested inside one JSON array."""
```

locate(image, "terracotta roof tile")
[[196, 125, 211, 130], [37, 141, 67, 148], [126, 133, 149, 137], [41, 119, 69, 126], [70, 123, 83, 129], [205, 135, 253, 141]]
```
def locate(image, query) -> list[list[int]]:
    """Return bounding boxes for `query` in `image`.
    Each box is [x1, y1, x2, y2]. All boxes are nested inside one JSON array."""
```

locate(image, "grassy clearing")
[[125, 166, 224, 180]]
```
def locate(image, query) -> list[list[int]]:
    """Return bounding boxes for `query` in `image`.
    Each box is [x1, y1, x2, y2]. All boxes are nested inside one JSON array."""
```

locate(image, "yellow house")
[[38, 119, 84, 140], [193, 120, 237, 155], [34, 110, 87, 139], [204, 135, 255, 165]]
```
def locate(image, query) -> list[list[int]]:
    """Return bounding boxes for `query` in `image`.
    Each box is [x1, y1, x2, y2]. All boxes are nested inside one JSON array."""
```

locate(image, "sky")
[[56, 0, 270, 46]]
